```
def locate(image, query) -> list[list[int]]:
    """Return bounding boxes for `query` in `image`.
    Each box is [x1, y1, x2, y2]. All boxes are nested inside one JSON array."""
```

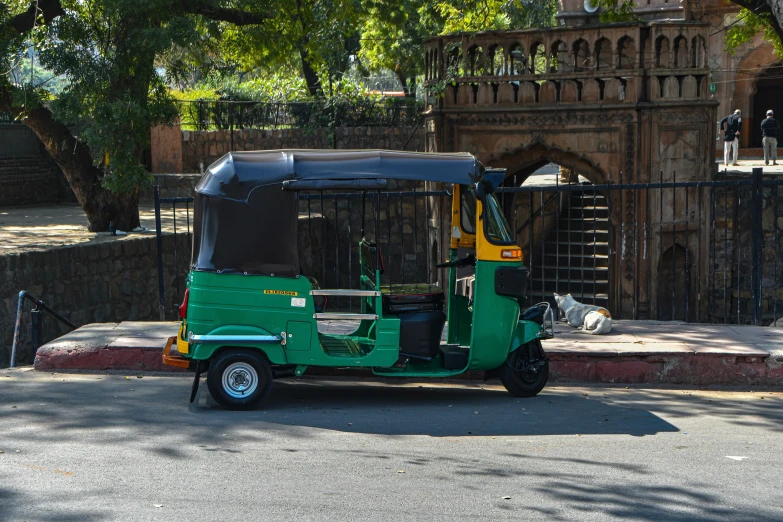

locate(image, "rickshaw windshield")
[[484, 194, 515, 244], [460, 187, 477, 235]]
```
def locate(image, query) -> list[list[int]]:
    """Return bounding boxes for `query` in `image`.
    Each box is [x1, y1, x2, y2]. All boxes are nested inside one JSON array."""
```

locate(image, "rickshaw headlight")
[[501, 248, 522, 260]]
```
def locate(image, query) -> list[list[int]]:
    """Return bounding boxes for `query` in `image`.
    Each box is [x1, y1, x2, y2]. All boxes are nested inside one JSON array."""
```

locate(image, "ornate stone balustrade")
[[423, 21, 710, 109]]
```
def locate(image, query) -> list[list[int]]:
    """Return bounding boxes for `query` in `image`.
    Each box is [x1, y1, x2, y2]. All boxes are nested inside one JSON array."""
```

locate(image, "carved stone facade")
[[423, 21, 716, 181], [423, 20, 719, 318], [559, 0, 783, 150]]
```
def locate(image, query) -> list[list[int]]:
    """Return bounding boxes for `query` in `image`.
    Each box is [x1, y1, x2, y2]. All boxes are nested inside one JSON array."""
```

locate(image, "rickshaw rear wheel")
[[500, 340, 549, 397], [207, 349, 273, 410]]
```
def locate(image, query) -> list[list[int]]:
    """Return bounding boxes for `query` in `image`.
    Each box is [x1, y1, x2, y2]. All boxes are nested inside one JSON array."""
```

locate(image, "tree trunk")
[[396, 71, 417, 97], [300, 48, 322, 97], [766, 0, 783, 46], [20, 106, 140, 232]]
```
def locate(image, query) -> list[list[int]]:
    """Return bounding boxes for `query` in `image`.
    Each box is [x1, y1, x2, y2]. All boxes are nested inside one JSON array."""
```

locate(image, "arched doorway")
[[658, 243, 695, 321], [752, 65, 783, 148], [490, 146, 611, 311], [729, 46, 779, 149]]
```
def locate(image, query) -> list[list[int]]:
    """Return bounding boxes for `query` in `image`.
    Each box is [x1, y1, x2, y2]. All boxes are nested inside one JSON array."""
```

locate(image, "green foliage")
[[435, 0, 511, 34], [359, 0, 557, 96], [597, 0, 640, 23], [358, 1, 435, 95], [725, 8, 783, 59], [8, 53, 69, 94], [221, 0, 363, 95], [173, 70, 370, 104], [9, 0, 198, 193], [505, 0, 558, 29], [2, 0, 562, 198]]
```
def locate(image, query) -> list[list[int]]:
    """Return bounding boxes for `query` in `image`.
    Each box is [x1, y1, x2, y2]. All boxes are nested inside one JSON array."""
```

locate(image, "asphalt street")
[[1, 369, 781, 521]]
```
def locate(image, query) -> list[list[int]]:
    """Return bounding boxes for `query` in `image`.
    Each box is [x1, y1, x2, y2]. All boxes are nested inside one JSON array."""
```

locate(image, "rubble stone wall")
[[710, 174, 783, 324], [0, 234, 191, 368], [180, 126, 424, 172]]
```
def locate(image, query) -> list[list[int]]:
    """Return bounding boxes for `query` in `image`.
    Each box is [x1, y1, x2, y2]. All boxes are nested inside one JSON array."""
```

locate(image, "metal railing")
[[176, 99, 424, 131], [296, 187, 451, 312], [152, 170, 783, 326], [0, 111, 16, 124], [153, 185, 194, 320], [10, 291, 77, 368], [497, 168, 782, 325]]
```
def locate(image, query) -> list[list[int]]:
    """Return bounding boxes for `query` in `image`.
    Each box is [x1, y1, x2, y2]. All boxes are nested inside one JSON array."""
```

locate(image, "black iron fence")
[[295, 184, 451, 311], [153, 181, 451, 317], [175, 99, 424, 131], [498, 168, 783, 325], [153, 186, 194, 320], [153, 170, 783, 325]]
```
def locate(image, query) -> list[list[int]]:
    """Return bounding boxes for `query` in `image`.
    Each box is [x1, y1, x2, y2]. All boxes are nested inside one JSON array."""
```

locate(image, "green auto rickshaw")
[[163, 150, 553, 409]]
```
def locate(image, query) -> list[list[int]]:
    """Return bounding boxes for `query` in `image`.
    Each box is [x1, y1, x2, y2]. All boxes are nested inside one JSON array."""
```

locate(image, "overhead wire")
[[708, 3, 767, 37]]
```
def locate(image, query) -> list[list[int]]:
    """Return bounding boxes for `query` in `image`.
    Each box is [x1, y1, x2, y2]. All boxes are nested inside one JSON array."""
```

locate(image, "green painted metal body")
[[466, 259, 526, 370], [184, 271, 401, 368], [180, 254, 544, 376]]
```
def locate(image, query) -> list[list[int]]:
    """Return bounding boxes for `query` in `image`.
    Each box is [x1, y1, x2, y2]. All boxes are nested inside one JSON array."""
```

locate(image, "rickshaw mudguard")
[[510, 320, 545, 350], [189, 325, 288, 364]]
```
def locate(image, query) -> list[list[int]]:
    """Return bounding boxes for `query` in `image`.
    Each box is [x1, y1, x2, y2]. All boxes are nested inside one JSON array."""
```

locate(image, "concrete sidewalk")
[[32, 320, 783, 386], [0, 203, 192, 254]]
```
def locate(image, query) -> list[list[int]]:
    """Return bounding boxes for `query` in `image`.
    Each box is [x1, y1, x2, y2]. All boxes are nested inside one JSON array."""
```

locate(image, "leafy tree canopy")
[[358, 0, 557, 96], [1, 0, 273, 230], [725, 7, 783, 58], [0, 0, 559, 230]]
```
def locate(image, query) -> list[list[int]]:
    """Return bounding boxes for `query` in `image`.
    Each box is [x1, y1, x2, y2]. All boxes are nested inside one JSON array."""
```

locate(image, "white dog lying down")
[[554, 293, 613, 335]]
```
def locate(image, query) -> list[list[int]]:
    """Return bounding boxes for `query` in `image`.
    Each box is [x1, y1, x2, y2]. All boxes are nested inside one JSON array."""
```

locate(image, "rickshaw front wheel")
[[500, 340, 549, 397], [207, 349, 273, 410]]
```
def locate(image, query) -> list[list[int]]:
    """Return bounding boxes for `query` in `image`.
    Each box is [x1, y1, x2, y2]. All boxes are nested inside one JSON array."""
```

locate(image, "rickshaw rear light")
[[501, 248, 522, 260], [179, 289, 189, 319]]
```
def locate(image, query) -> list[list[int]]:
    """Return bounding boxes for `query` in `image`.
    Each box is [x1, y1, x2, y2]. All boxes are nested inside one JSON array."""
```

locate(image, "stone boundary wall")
[[1, 234, 190, 368], [139, 173, 202, 205], [710, 174, 783, 325], [181, 126, 424, 172]]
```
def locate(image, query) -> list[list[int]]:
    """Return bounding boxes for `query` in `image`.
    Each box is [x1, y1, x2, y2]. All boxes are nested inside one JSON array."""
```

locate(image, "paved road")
[[1, 369, 782, 521]]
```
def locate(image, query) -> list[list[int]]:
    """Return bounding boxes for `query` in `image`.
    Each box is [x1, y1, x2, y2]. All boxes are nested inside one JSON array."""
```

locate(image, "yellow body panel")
[[177, 323, 189, 354], [450, 184, 477, 249], [476, 199, 523, 262]]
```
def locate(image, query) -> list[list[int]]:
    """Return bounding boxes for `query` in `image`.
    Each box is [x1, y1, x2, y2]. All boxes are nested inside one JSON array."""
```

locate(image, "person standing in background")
[[761, 109, 779, 166], [719, 109, 742, 168]]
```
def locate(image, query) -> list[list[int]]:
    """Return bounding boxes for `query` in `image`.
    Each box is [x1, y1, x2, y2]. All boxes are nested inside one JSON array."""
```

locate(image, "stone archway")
[[489, 144, 612, 309], [490, 142, 609, 186], [730, 45, 780, 148], [751, 65, 783, 147]]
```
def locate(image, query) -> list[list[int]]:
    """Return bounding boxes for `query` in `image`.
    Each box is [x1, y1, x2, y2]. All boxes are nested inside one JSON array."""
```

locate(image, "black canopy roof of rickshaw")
[[196, 149, 486, 202]]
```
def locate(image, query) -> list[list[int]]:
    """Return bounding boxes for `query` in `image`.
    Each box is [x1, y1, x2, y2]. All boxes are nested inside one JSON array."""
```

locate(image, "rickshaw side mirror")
[[474, 180, 494, 202], [474, 181, 487, 201]]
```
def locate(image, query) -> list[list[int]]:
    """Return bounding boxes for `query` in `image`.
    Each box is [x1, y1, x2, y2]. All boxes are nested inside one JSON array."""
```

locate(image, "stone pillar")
[[151, 121, 183, 174]]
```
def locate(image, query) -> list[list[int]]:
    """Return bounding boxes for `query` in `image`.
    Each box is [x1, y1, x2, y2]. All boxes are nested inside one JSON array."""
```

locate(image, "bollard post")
[[154, 185, 166, 321], [30, 307, 42, 354]]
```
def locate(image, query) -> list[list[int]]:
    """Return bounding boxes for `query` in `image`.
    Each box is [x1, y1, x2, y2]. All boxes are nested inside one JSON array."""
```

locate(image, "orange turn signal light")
[[501, 248, 522, 260]]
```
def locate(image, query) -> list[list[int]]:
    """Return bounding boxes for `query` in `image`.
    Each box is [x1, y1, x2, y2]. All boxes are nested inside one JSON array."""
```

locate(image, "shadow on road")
[[2, 373, 781, 447], [0, 483, 108, 522], [225, 379, 679, 437], [2, 373, 783, 521]]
